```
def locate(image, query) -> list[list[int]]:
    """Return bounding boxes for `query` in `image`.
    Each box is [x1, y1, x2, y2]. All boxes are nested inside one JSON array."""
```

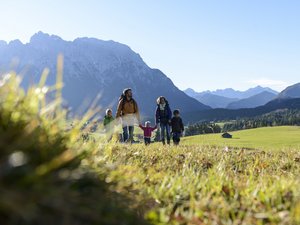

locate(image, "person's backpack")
[[119, 94, 137, 114]]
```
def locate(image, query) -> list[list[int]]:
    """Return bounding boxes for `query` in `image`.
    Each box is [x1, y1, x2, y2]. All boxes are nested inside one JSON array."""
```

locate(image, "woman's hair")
[[123, 88, 132, 96], [156, 96, 166, 105], [105, 108, 112, 115]]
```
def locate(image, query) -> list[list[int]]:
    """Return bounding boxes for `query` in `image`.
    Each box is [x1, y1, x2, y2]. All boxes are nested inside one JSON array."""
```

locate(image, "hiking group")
[[103, 88, 184, 145]]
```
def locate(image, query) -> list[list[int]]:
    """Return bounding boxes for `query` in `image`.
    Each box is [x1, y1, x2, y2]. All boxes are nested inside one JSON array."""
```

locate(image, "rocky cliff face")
[[0, 32, 210, 119]]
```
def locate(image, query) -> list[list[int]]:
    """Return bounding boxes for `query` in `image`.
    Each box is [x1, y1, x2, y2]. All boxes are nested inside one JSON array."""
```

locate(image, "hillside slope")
[[0, 32, 210, 118], [227, 91, 277, 109], [183, 97, 300, 123]]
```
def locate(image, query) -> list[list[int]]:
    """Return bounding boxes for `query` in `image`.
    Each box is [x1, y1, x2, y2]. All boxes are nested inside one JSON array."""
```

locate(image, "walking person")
[[116, 88, 140, 143], [103, 108, 115, 131], [139, 121, 157, 145], [103, 108, 115, 141], [171, 109, 184, 145], [155, 96, 172, 145]]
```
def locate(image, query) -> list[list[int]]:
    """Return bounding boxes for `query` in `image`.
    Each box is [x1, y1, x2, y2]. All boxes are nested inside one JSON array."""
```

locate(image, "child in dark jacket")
[[139, 121, 157, 145], [171, 109, 184, 145]]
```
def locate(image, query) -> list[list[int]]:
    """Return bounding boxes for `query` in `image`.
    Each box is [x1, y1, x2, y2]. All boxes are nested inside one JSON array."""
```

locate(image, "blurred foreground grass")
[[0, 72, 147, 225]]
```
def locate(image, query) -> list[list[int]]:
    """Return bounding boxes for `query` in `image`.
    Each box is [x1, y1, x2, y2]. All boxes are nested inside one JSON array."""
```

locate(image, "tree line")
[[185, 123, 222, 136], [223, 109, 300, 132], [185, 109, 300, 136]]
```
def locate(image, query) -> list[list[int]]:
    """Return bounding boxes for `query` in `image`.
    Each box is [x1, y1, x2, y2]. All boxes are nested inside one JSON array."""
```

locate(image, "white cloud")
[[247, 78, 290, 91]]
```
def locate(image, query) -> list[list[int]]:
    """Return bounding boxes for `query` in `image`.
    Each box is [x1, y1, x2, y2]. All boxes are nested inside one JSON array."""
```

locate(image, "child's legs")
[[144, 137, 151, 145], [172, 133, 176, 143], [173, 132, 180, 144]]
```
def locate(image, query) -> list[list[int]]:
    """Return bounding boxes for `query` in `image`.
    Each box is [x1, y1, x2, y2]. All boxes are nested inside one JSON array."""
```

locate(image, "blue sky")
[[0, 0, 299, 91]]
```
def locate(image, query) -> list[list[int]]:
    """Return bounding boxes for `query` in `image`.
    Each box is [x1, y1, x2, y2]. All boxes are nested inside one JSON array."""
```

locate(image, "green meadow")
[[183, 126, 300, 151]]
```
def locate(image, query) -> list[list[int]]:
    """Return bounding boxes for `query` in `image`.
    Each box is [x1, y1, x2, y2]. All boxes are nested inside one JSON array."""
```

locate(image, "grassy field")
[[1, 73, 300, 225], [182, 126, 300, 150], [97, 142, 300, 224], [86, 125, 300, 224], [88, 126, 300, 224]]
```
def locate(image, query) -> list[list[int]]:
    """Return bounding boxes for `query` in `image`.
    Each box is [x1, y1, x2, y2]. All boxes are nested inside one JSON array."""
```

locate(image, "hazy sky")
[[0, 0, 299, 91]]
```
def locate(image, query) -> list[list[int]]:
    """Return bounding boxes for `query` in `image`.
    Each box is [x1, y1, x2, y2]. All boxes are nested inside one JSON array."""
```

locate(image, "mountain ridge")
[[0, 32, 210, 119], [226, 91, 277, 109], [185, 86, 278, 99], [277, 83, 300, 99], [184, 86, 279, 109]]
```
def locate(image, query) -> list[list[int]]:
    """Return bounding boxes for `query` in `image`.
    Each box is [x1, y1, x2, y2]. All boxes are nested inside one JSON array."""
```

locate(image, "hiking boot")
[[167, 139, 170, 145]]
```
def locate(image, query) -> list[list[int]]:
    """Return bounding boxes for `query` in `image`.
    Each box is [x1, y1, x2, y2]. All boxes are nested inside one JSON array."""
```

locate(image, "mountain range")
[[183, 97, 300, 123], [186, 86, 278, 99], [182, 82, 300, 122], [184, 86, 279, 109], [187, 92, 238, 109], [1, 32, 299, 123], [0, 32, 210, 119]]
